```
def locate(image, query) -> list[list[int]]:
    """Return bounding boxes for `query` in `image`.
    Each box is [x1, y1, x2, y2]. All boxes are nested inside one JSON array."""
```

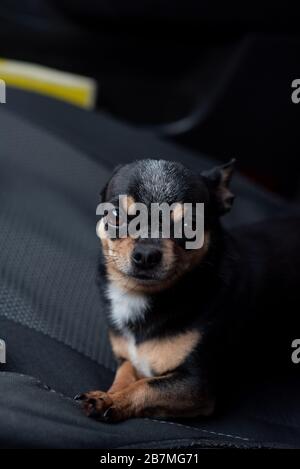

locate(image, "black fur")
[[97, 159, 300, 415]]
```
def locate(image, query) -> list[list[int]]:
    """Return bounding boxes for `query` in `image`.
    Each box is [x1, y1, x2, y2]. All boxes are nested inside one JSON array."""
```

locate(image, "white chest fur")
[[106, 283, 153, 377], [107, 284, 201, 379], [106, 283, 150, 329], [127, 334, 153, 377]]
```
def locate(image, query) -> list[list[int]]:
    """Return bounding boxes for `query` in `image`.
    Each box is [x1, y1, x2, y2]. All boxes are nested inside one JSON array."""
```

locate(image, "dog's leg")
[[75, 360, 138, 405], [108, 360, 139, 393], [80, 371, 214, 422]]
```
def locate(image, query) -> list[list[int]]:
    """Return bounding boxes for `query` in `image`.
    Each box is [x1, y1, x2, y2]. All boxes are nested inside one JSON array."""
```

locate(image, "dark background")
[[0, 0, 299, 198]]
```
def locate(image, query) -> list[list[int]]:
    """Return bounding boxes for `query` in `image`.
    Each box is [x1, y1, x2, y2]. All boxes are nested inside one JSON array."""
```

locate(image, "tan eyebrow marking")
[[120, 195, 136, 214], [171, 203, 186, 223]]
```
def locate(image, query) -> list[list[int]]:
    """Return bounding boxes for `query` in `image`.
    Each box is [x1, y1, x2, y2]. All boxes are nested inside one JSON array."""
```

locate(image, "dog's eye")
[[106, 208, 125, 227]]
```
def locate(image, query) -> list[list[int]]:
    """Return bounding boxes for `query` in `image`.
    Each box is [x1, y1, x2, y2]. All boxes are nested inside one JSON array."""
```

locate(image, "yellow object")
[[0, 58, 97, 109]]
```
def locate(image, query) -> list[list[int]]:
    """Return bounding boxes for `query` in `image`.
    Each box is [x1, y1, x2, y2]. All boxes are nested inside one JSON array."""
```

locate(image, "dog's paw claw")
[[102, 406, 115, 422]]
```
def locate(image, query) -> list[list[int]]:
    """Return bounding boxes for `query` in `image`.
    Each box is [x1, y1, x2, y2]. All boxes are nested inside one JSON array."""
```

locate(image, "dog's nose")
[[132, 245, 162, 269]]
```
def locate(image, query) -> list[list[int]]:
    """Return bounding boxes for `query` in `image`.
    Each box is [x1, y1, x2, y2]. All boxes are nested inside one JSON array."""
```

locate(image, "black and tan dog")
[[76, 159, 300, 422]]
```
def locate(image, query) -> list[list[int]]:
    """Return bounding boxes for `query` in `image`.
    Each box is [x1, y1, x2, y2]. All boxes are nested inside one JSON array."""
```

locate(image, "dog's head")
[[97, 159, 235, 293]]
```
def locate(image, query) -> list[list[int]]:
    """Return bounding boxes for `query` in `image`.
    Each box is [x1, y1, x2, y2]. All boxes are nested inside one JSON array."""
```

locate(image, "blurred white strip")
[[0, 339, 6, 364]]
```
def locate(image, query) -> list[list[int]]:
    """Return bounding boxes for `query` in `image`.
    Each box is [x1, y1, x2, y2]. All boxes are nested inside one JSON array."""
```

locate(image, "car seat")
[[0, 88, 299, 448]]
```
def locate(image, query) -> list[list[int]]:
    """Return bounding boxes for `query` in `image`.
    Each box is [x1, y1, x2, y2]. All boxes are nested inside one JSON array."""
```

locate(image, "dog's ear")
[[201, 159, 236, 215], [100, 164, 123, 202]]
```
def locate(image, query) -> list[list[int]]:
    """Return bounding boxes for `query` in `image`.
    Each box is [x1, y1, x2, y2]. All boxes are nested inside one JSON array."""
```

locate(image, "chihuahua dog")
[[76, 159, 300, 422]]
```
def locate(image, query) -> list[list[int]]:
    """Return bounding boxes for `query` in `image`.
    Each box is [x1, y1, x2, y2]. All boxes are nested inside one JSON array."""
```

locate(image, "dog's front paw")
[[75, 391, 115, 421], [75, 390, 132, 422]]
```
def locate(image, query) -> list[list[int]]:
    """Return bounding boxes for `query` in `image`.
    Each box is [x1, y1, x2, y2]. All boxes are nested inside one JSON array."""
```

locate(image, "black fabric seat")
[[0, 88, 299, 448]]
